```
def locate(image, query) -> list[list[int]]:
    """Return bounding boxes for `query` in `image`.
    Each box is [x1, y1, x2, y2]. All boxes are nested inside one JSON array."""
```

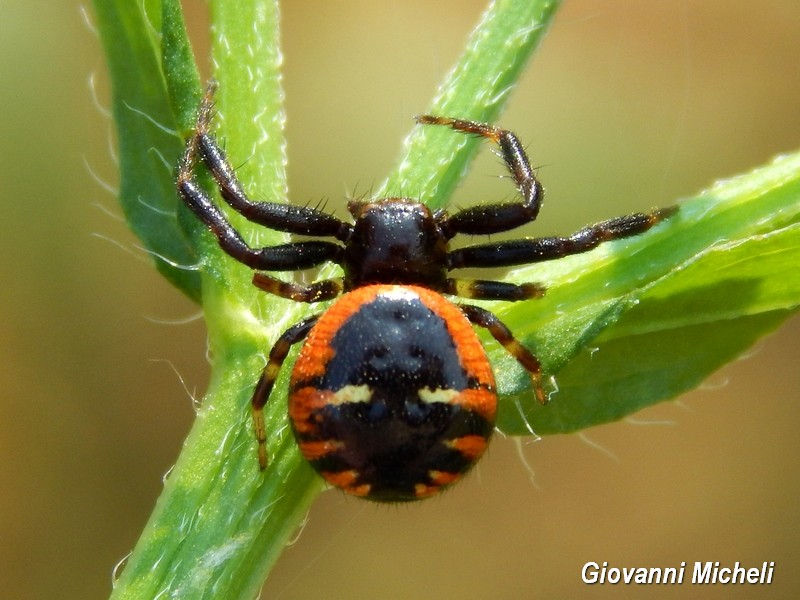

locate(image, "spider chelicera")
[[176, 82, 673, 501]]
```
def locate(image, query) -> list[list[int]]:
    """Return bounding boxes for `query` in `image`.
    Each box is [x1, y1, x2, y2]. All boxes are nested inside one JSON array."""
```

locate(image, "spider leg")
[[253, 273, 343, 303], [444, 278, 545, 302], [460, 305, 547, 405], [449, 207, 676, 269], [177, 85, 346, 271], [179, 81, 351, 241], [176, 176, 343, 270], [252, 314, 320, 468], [415, 115, 542, 239]]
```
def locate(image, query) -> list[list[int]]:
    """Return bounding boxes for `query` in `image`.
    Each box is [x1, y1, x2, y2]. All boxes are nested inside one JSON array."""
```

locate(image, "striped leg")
[[252, 314, 320, 468], [252, 273, 343, 303], [459, 304, 547, 405]]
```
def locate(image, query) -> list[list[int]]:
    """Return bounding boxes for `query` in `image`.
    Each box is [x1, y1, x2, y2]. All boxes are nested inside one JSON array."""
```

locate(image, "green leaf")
[[93, 0, 201, 301], [495, 152, 800, 433], [161, 0, 202, 135]]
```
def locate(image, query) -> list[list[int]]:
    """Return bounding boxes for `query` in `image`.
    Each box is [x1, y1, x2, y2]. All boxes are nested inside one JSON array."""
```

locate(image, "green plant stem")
[[95, 0, 800, 598], [105, 1, 565, 598], [379, 0, 562, 205]]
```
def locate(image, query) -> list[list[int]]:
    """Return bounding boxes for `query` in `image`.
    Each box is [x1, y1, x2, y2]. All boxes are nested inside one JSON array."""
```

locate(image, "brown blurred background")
[[2, 1, 799, 598]]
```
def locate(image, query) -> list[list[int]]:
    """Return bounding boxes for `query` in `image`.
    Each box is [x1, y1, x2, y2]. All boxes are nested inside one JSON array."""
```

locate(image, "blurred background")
[[2, 0, 799, 598]]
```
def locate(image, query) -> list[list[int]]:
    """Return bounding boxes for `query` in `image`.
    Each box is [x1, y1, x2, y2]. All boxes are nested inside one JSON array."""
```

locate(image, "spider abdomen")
[[289, 284, 497, 502]]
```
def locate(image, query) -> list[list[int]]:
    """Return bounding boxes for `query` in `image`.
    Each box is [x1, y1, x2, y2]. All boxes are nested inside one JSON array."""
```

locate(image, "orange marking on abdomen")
[[290, 285, 388, 383], [410, 286, 497, 392], [298, 439, 344, 461], [454, 388, 497, 421], [428, 470, 461, 486], [289, 387, 334, 435], [446, 435, 489, 460], [322, 470, 371, 497]]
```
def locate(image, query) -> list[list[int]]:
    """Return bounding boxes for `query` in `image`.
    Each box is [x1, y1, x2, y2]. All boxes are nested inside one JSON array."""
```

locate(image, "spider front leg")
[[176, 167, 344, 271], [416, 115, 543, 239], [448, 208, 676, 269], [182, 81, 351, 241], [176, 82, 350, 272]]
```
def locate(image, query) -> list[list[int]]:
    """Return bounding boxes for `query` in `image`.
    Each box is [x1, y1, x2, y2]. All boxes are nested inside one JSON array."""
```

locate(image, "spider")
[[177, 82, 673, 502]]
